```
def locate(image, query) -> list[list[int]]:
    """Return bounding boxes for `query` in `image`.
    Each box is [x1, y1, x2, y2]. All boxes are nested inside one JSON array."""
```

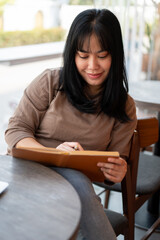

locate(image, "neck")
[[87, 85, 102, 97]]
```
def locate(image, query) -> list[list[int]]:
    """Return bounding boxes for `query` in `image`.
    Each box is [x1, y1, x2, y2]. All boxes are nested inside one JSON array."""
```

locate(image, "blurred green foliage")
[[0, 27, 66, 48]]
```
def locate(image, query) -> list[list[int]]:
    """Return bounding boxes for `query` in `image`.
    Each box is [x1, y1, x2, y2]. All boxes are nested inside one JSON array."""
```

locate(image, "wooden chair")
[[94, 117, 159, 240]]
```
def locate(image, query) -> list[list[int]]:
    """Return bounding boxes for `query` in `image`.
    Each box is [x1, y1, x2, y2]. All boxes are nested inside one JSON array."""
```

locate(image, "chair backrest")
[[136, 117, 159, 149], [127, 117, 159, 195]]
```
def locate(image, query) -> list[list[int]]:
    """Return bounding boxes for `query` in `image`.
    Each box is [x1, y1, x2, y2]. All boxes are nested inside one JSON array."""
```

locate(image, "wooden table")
[[0, 155, 81, 240], [129, 80, 160, 232]]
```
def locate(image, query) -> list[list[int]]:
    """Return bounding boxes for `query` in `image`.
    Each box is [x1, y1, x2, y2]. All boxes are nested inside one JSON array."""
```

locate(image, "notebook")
[[12, 147, 119, 182], [0, 181, 9, 194]]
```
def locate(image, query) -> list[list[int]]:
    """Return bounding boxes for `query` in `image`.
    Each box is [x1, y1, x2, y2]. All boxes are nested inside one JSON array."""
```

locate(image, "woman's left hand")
[[97, 157, 127, 183]]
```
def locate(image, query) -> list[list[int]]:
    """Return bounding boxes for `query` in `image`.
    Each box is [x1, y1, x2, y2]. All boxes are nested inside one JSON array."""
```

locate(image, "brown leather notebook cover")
[[12, 147, 119, 182]]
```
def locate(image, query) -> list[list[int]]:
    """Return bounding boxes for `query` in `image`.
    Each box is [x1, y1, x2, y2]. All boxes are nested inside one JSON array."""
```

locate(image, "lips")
[[87, 73, 102, 79]]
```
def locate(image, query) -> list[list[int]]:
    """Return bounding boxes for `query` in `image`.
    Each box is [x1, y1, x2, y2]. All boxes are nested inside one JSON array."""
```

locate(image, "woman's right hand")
[[56, 142, 84, 152]]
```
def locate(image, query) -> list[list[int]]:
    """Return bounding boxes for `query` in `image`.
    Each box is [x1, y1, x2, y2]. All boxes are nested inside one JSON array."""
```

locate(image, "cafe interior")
[[0, 0, 160, 239]]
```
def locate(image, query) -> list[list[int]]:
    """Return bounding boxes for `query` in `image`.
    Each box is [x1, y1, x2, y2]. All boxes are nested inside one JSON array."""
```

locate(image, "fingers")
[[97, 158, 126, 171], [102, 172, 123, 183], [56, 142, 84, 152], [97, 157, 127, 183], [68, 142, 84, 151]]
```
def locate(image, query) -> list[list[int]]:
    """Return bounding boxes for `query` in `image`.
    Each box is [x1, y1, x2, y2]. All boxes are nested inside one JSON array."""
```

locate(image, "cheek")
[[75, 59, 86, 71], [104, 60, 112, 70]]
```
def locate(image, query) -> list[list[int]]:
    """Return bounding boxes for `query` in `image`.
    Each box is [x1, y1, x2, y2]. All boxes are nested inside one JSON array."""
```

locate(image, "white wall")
[[3, 0, 61, 31]]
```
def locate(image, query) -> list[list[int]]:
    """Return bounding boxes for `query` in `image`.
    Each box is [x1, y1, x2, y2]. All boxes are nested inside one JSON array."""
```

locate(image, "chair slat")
[[136, 118, 159, 148]]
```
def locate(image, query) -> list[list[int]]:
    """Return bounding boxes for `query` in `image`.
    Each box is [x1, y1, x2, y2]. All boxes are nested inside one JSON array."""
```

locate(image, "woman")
[[5, 9, 137, 240]]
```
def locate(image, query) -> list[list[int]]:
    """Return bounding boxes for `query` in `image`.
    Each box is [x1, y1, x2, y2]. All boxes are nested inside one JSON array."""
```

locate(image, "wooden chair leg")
[[128, 216, 135, 240], [140, 217, 160, 240], [97, 189, 111, 208], [104, 190, 110, 208]]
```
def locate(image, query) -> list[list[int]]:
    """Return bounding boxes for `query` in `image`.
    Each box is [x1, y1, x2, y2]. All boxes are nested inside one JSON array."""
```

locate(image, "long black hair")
[[60, 8, 130, 122]]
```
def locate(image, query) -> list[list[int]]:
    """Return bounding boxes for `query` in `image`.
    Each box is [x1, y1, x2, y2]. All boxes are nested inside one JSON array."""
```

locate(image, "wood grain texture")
[[0, 155, 81, 240], [136, 118, 159, 148]]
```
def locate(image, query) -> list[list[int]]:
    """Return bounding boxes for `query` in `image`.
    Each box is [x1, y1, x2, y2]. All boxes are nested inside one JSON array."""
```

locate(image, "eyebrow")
[[78, 49, 107, 53]]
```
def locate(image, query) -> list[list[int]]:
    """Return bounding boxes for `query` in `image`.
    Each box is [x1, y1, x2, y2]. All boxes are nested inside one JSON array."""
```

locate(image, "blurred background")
[[0, 0, 160, 154]]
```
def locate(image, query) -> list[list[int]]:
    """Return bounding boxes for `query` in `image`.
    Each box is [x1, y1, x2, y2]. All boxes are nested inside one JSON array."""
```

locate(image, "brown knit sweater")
[[5, 68, 137, 157]]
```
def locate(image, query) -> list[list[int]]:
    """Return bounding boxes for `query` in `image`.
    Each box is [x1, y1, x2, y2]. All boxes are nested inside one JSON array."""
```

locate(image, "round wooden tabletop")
[[0, 155, 81, 240]]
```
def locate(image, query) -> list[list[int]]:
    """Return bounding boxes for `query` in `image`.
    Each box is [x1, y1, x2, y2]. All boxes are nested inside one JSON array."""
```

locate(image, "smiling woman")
[[5, 8, 137, 240]]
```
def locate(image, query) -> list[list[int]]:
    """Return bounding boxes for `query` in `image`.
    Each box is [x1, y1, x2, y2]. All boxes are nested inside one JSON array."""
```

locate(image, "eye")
[[77, 51, 88, 59], [79, 55, 88, 59], [98, 55, 107, 59], [98, 52, 110, 59]]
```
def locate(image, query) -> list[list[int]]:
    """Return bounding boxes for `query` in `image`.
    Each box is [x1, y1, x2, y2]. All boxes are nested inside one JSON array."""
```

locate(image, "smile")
[[87, 73, 102, 79]]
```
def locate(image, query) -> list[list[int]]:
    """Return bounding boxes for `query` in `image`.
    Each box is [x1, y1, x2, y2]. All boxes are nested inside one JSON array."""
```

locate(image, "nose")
[[88, 56, 99, 70]]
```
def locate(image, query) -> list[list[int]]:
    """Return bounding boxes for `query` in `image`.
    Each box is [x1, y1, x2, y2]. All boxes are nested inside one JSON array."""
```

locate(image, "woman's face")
[[75, 34, 112, 95]]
